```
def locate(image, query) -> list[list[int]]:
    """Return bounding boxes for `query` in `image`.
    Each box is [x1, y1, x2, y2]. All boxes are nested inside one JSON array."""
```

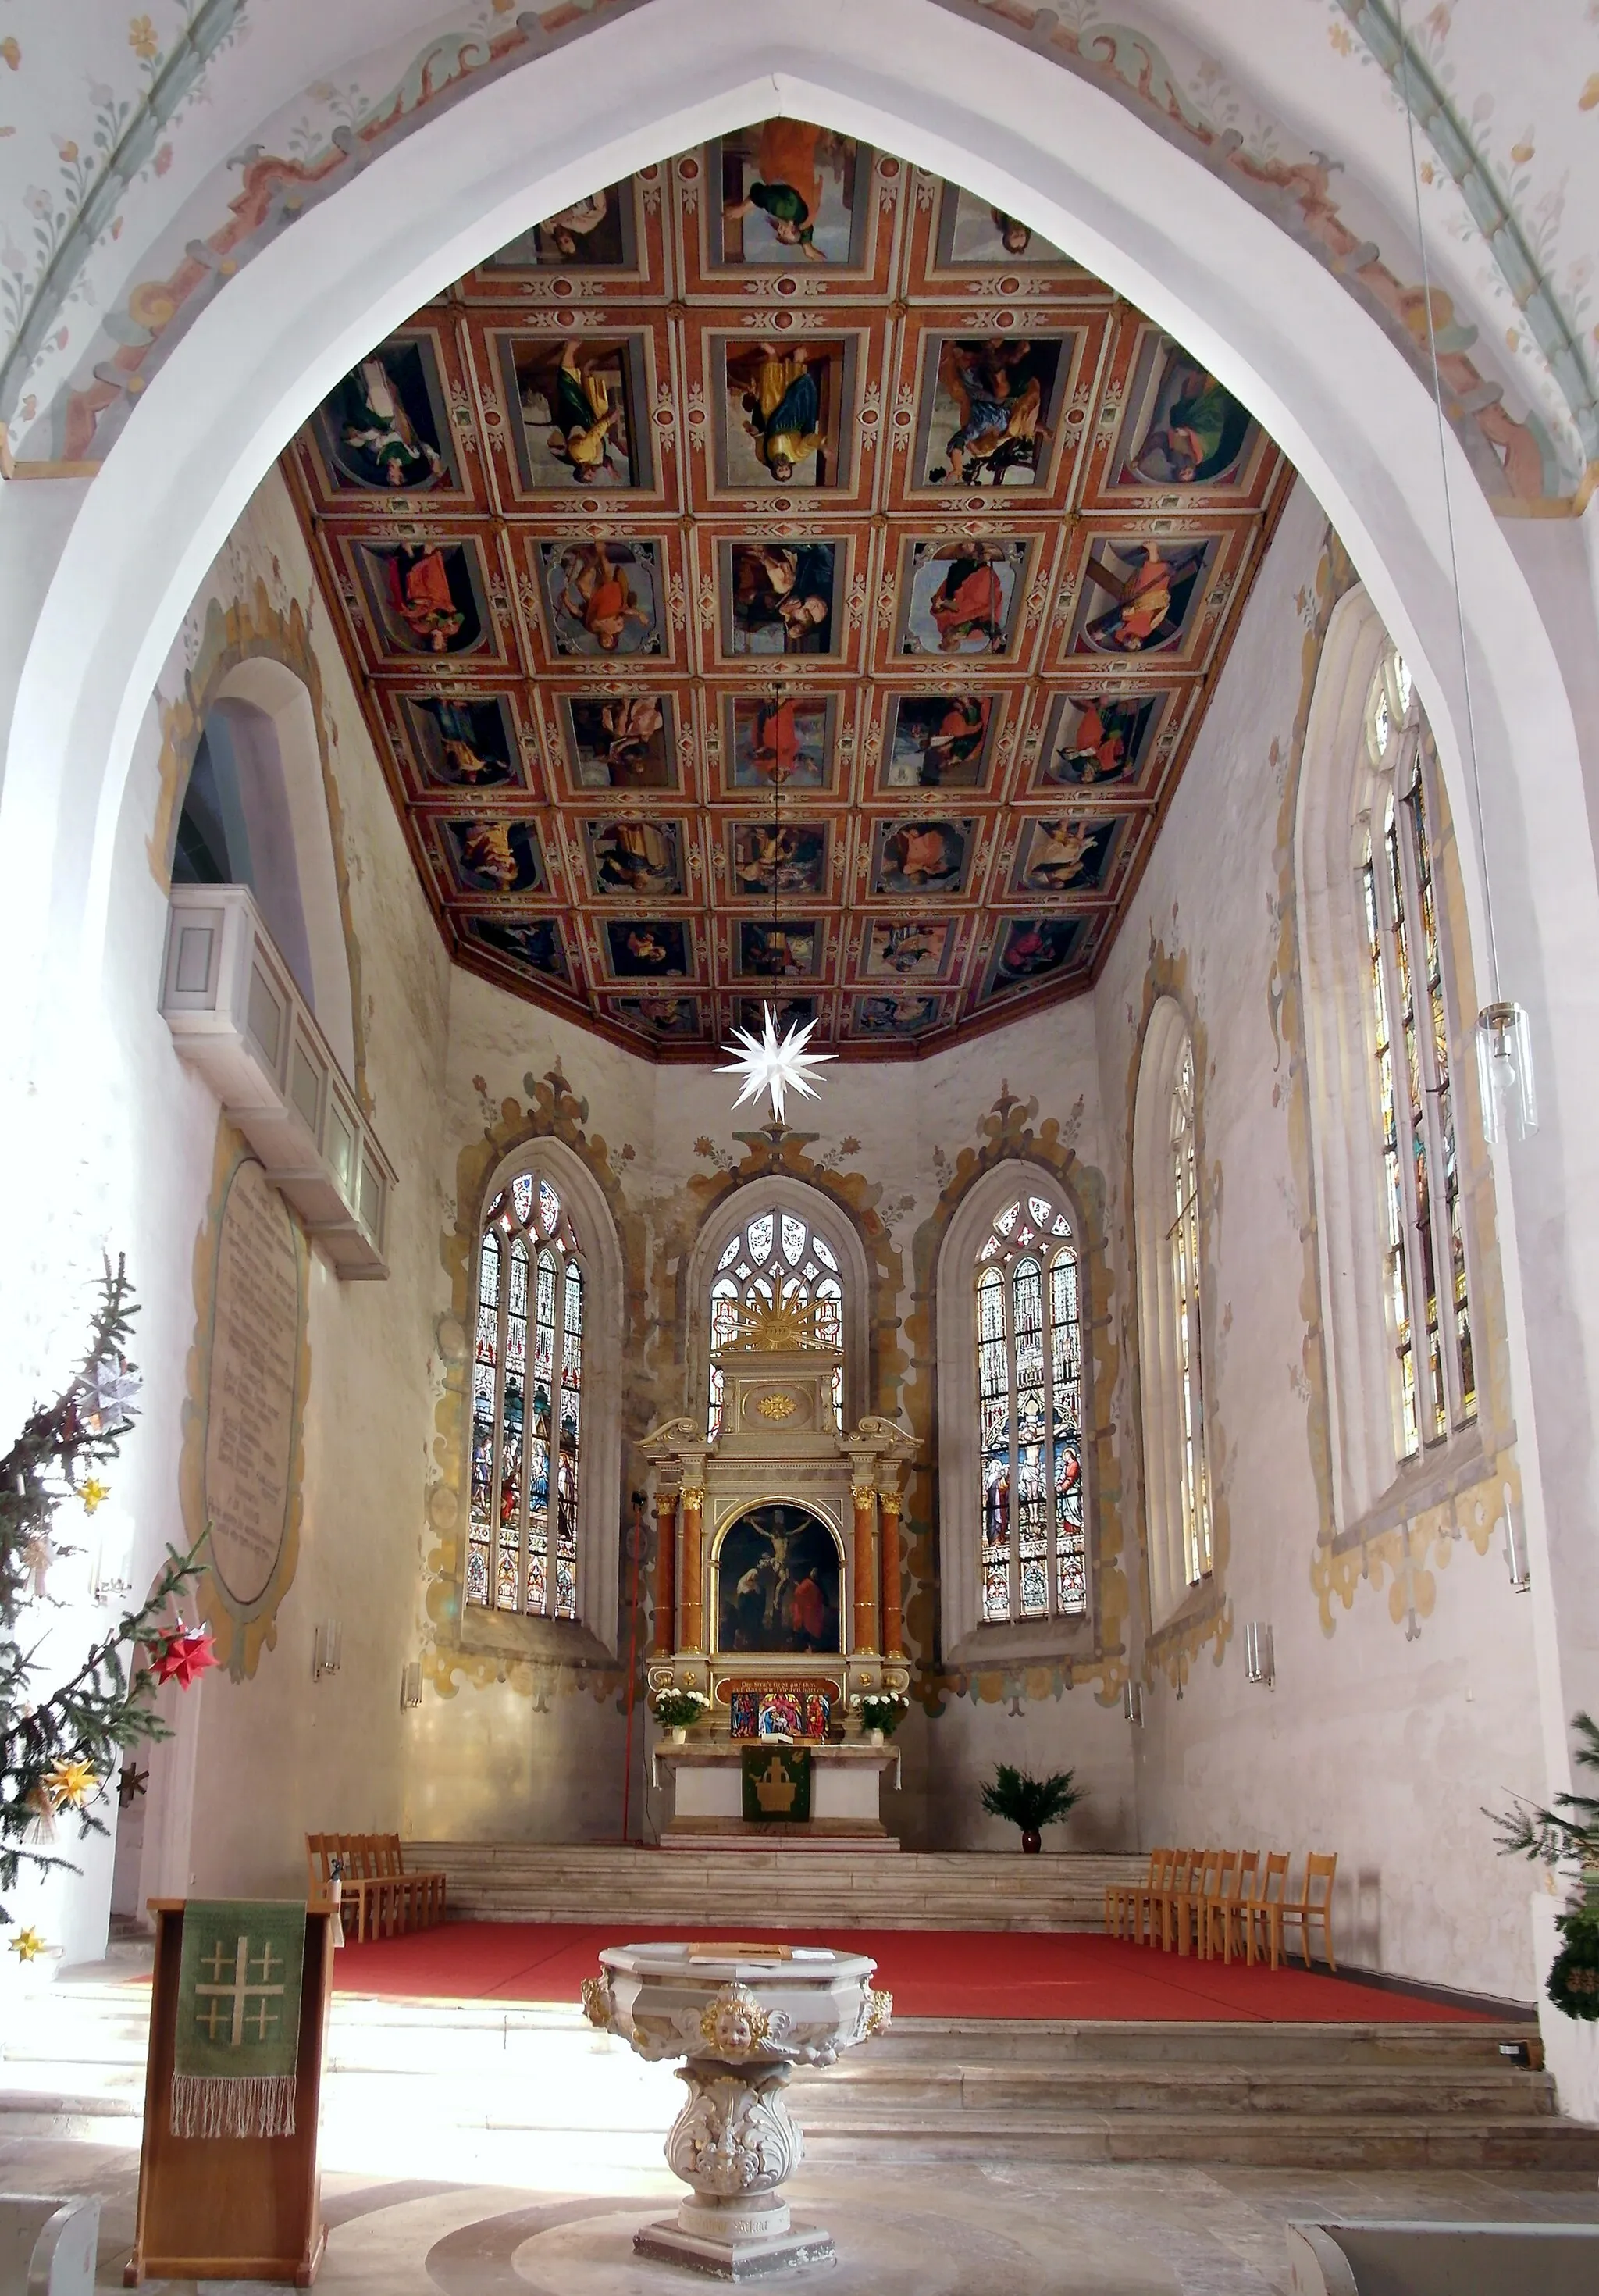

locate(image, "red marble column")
[[679, 1485, 705, 1652], [879, 1492, 905, 1659], [850, 1482, 880, 1655]]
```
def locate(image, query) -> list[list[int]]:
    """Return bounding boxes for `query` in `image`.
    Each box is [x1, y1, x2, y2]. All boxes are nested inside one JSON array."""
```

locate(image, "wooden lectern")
[[126, 1900, 333, 2286]]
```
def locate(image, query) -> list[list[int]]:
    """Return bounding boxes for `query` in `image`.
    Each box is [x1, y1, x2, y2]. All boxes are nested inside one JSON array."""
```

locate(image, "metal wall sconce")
[[312, 1617, 343, 1681], [1122, 1681, 1145, 1726], [401, 1660, 423, 1709], [1243, 1621, 1275, 1688]]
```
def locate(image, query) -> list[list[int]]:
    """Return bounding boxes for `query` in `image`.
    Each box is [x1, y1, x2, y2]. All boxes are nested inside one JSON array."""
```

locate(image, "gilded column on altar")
[[850, 1481, 879, 1655], [879, 1490, 905, 1659], [653, 1488, 678, 1658], [679, 1485, 705, 1652]]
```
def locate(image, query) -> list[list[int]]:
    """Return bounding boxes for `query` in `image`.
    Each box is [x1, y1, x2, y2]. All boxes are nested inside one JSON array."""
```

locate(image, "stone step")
[[410, 1843, 1146, 1930], [792, 2059, 1559, 2119], [870, 2017, 1541, 2068], [795, 2112, 1599, 2169], [3, 1988, 1588, 2173]]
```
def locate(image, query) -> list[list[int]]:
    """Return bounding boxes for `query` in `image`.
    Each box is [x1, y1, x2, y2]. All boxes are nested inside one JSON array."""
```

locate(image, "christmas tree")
[[2, 1257, 213, 1954]]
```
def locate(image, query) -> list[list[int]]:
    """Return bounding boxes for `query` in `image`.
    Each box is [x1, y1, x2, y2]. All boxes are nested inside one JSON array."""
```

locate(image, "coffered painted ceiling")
[[282, 121, 1294, 1060]]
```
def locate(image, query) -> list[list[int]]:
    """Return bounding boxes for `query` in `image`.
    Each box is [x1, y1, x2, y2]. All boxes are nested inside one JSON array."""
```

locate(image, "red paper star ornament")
[[151, 1628, 219, 1688]]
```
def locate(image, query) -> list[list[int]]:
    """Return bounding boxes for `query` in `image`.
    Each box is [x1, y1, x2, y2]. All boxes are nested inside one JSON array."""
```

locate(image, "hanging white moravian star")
[[717, 1004, 836, 1125]]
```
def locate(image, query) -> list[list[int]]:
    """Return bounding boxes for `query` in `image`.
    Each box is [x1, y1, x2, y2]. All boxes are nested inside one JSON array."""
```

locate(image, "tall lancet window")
[[975, 1192, 1086, 1624], [468, 1168, 584, 1619], [1166, 1043, 1212, 1586], [1359, 651, 1475, 1456], [707, 1207, 844, 1438]]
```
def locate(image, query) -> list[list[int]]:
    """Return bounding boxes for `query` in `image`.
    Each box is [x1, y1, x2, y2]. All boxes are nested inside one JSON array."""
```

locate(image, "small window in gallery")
[[975, 1193, 1086, 1624], [467, 1171, 585, 1620], [1359, 651, 1475, 1457], [1168, 1041, 1212, 1587], [708, 1206, 843, 1439]]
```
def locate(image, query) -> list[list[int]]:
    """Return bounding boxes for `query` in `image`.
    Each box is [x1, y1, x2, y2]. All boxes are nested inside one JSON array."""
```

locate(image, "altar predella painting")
[[285, 116, 1287, 1058]]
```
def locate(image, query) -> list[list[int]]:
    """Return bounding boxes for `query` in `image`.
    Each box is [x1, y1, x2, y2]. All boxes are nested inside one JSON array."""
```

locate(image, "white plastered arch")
[[0, 0, 1589, 1788]]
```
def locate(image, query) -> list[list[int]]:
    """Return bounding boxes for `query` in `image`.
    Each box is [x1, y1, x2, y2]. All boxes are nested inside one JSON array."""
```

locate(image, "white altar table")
[[653, 1741, 901, 1849]]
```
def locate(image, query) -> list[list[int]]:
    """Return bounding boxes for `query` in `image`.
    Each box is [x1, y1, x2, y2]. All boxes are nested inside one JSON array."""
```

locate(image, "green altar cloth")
[[171, 1898, 306, 2138], [742, 1743, 812, 1824]]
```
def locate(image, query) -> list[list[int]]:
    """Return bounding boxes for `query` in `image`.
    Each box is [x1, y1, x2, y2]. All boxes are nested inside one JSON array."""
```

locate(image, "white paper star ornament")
[[717, 1004, 835, 1125]]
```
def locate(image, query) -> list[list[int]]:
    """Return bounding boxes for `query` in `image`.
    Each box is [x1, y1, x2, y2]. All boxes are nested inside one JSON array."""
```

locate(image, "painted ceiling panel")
[[280, 123, 1294, 1059]]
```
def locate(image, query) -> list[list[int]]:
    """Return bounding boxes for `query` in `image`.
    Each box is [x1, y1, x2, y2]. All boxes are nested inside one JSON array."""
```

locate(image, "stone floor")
[[5, 2134, 1598, 2294]]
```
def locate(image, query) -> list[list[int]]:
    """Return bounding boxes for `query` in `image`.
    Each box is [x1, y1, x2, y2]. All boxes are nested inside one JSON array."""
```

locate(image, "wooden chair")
[[1192, 1849, 1239, 1961], [1106, 1850, 1163, 1941], [1147, 1847, 1198, 1952], [1274, 1851, 1338, 1971], [1172, 1847, 1224, 1957], [1129, 1846, 1176, 1947], [1205, 1849, 1259, 1965], [1245, 1849, 1291, 1969], [305, 1833, 447, 1943]]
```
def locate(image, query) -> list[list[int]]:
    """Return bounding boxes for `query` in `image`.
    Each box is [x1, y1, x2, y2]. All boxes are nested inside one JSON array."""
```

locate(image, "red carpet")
[[330, 1922, 1487, 2023]]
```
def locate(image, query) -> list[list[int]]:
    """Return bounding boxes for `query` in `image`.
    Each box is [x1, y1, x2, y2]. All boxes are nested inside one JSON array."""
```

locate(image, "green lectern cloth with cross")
[[171, 1900, 306, 2138]]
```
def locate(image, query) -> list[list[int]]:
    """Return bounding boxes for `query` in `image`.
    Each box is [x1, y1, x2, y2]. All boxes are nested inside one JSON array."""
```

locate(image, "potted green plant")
[[1490, 1710, 1599, 2020], [850, 1690, 909, 1745], [653, 1686, 710, 1745], [980, 1763, 1081, 1854]]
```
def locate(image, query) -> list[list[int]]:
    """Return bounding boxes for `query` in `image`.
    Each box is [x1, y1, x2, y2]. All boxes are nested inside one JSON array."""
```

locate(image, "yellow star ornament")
[[78, 1478, 110, 1514], [8, 1927, 48, 1963], [45, 1756, 98, 1810]]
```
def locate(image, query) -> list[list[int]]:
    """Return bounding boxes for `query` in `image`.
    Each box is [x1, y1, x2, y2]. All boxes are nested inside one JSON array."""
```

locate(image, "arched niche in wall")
[[682, 1176, 873, 1437], [169, 658, 356, 1085]]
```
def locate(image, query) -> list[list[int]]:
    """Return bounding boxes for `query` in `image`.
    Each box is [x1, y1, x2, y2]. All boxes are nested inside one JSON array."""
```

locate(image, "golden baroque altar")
[[643, 1296, 914, 1845]]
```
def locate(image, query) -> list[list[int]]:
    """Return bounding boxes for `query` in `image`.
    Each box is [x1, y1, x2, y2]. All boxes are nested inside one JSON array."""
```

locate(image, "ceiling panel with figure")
[[280, 123, 1292, 1061]]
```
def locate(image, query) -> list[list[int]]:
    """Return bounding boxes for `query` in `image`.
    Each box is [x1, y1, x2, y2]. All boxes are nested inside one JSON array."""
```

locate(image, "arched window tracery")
[[1166, 1040, 1211, 1587], [974, 1189, 1086, 1625], [1358, 651, 1476, 1459], [468, 1168, 585, 1619], [1134, 998, 1213, 1626], [707, 1204, 844, 1436]]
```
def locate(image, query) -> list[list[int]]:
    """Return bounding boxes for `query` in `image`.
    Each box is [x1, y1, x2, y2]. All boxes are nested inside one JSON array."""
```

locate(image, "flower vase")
[[1020, 1829, 1042, 1855], [868, 1728, 885, 1746], [669, 1726, 687, 1745]]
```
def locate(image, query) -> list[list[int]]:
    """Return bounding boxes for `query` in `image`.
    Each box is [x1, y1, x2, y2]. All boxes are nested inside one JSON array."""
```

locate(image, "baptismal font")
[[582, 1940, 891, 2275]]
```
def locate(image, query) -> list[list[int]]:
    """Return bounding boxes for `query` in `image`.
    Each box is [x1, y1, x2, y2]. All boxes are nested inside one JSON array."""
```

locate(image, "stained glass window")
[[1168, 1047, 1212, 1586], [1361, 652, 1476, 1453], [708, 1204, 847, 1437], [974, 1193, 1086, 1624], [467, 1169, 584, 1620]]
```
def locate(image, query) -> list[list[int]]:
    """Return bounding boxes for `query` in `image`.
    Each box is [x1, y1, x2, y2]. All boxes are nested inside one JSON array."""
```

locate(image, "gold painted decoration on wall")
[[756, 1393, 798, 1421], [180, 1121, 312, 1680]]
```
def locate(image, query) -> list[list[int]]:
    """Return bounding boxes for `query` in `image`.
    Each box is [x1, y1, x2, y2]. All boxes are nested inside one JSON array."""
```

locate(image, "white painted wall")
[[1092, 483, 1547, 2002]]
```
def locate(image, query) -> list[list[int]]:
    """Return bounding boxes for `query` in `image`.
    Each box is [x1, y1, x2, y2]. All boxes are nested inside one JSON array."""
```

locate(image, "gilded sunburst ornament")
[[717, 1004, 835, 1125]]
